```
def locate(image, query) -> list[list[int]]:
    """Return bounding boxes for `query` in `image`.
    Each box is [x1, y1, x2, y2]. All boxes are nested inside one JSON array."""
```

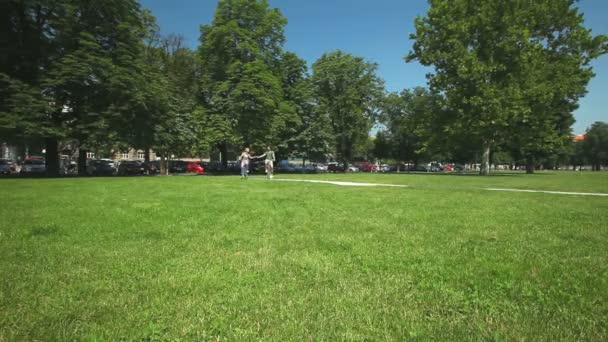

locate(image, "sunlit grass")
[[1, 172, 607, 340]]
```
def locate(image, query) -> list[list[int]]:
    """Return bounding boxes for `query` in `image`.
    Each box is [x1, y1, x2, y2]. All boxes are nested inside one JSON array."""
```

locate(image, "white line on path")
[[268, 179, 408, 187], [255, 178, 606, 196], [485, 188, 608, 197]]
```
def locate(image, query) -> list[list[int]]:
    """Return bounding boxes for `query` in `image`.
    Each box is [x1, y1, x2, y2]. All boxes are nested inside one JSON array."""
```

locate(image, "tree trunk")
[[78, 149, 87, 176], [144, 148, 150, 162], [159, 154, 168, 175], [526, 155, 535, 174], [45, 137, 60, 177], [219, 143, 228, 169], [480, 142, 491, 176]]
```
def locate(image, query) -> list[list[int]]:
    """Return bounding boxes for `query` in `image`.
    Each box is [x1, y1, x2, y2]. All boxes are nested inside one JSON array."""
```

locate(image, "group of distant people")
[[239, 146, 275, 179]]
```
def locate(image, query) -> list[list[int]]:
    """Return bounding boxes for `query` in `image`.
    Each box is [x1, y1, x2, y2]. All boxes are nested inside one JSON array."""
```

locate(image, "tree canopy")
[[407, 0, 607, 174], [312, 50, 383, 167], [1, 0, 606, 176]]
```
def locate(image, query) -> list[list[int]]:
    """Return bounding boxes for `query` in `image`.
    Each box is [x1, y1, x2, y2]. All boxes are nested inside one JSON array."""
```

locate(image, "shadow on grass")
[[28, 225, 61, 237]]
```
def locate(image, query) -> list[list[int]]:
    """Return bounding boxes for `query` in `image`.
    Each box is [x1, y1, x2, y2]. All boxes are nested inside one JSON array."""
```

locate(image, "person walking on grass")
[[255, 146, 276, 179], [239, 147, 252, 179]]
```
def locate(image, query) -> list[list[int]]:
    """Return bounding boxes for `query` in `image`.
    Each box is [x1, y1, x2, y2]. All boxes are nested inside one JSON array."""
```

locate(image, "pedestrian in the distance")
[[255, 146, 276, 179], [239, 147, 252, 179]]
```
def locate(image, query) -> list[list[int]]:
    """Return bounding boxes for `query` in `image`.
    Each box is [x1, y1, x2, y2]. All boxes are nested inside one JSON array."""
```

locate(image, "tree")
[[569, 139, 587, 171], [1, 0, 148, 176], [198, 0, 288, 165], [373, 130, 392, 161], [408, 0, 607, 175], [132, 34, 201, 175], [278, 52, 332, 164], [380, 88, 438, 169], [311, 50, 383, 169], [583, 122, 608, 171], [1, 0, 66, 173]]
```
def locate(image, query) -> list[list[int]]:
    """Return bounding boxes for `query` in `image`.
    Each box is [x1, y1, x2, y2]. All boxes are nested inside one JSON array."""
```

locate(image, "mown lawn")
[[1, 172, 607, 340]]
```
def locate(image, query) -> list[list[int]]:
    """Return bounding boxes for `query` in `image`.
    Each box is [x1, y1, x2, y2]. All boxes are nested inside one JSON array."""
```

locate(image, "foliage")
[[198, 0, 289, 155], [312, 50, 383, 166], [379, 88, 437, 164], [583, 121, 608, 170], [1, 0, 148, 175], [407, 0, 607, 175]]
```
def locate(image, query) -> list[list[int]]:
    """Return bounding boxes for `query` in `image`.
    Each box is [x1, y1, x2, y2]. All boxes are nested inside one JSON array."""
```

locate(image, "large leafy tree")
[[1, 0, 147, 176], [128, 31, 202, 175], [1, 0, 66, 172], [408, 0, 607, 175], [198, 0, 288, 164], [278, 52, 332, 163], [311, 50, 383, 169], [380, 88, 436, 168], [583, 122, 608, 171]]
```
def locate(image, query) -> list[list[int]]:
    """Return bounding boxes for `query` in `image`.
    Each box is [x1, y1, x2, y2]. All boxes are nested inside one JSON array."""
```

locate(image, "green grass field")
[[1, 172, 607, 340]]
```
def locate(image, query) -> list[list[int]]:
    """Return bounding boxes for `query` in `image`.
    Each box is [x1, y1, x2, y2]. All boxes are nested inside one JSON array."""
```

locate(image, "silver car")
[[20, 158, 46, 175]]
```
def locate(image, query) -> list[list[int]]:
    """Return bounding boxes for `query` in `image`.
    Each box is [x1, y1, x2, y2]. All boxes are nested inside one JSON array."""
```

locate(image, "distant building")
[[111, 149, 157, 161], [571, 134, 585, 141]]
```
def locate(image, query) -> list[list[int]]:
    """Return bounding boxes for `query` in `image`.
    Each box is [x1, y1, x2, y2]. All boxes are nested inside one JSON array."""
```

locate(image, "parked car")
[[414, 164, 430, 172], [327, 162, 359, 173], [305, 163, 328, 173], [414, 162, 444, 172], [142, 161, 160, 175], [169, 160, 187, 173], [379, 164, 391, 172], [186, 162, 205, 174], [20, 158, 46, 175], [87, 159, 117, 176], [354, 161, 378, 172], [387, 163, 411, 172], [453, 164, 469, 172], [0, 159, 17, 175], [118, 160, 145, 175], [327, 162, 341, 172], [278, 160, 299, 172]]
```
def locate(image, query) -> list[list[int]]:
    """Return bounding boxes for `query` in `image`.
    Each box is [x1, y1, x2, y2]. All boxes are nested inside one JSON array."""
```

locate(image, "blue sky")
[[140, 0, 607, 134]]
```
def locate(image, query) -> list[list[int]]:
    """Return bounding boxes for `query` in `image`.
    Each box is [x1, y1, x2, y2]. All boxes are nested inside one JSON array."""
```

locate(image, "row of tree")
[[1, 0, 606, 176]]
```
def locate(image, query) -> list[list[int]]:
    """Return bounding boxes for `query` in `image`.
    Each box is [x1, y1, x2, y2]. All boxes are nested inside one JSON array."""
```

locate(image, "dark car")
[[0, 159, 16, 175], [327, 162, 342, 172], [142, 161, 160, 175], [169, 160, 187, 173], [118, 160, 145, 175], [87, 159, 117, 176], [327, 162, 359, 173]]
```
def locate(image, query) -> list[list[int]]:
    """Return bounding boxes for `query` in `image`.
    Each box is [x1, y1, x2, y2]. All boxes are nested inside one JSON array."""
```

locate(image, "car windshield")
[[25, 159, 45, 165]]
